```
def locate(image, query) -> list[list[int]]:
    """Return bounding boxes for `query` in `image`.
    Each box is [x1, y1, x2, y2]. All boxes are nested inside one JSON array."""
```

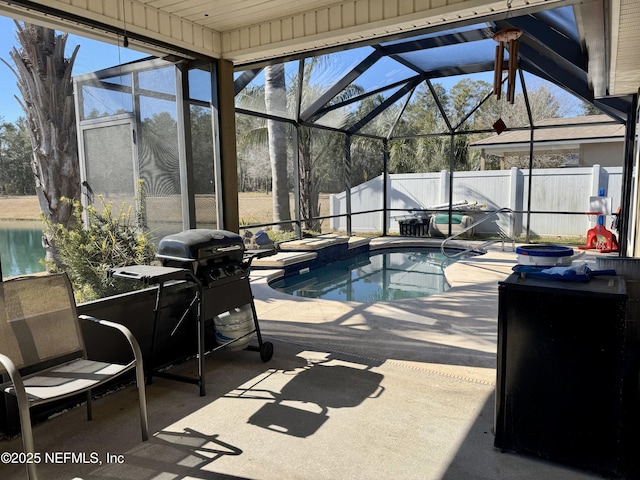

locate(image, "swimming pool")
[[269, 247, 472, 302]]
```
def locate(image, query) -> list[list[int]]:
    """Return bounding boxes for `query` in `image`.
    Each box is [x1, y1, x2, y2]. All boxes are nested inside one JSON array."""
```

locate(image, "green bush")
[[42, 194, 156, 303]]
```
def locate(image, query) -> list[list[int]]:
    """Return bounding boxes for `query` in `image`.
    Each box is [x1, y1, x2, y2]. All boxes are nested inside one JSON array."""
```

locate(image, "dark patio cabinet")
[[495, 273, 631, 477]]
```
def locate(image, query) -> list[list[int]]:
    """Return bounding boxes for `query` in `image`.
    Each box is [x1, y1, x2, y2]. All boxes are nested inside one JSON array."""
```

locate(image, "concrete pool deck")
[[250, 237, 522, 369], [0, 238, 616, 479]]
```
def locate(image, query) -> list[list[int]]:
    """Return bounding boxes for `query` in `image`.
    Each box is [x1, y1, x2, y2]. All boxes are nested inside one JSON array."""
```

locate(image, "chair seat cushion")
[[2, 358, 132, 403]]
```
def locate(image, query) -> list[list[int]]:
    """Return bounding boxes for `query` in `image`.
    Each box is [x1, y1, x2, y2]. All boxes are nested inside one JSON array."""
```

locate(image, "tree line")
[[0, 116, 33, 195], [236, 67, 598, 232]]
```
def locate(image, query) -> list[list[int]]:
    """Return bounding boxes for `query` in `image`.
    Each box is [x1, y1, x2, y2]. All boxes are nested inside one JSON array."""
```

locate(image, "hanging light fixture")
[[492, 27, 522, 104]]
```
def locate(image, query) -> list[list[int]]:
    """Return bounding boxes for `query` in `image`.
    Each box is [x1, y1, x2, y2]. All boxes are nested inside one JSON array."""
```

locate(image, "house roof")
[[469, 115, 626, 153]]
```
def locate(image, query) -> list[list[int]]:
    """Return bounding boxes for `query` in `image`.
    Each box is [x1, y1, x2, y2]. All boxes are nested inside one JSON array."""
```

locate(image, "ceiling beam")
[[518, 46, 629, 122], [378, 27, 493, 55], [311, 75, 421, 119], [299, 50, 381, 122], [496, 15, 587, 71], [234, 68, 262, 95], [573, 0, 608, 97], [348, 77, 423, 134]]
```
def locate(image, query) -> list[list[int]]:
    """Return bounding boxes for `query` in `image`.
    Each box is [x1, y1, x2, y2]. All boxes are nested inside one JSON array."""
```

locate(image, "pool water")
[[270, 248, 470, 302]]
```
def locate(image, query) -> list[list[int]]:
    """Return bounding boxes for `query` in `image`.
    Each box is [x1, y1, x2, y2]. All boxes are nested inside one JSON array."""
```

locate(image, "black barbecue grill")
[[157, 229, 247, 283], [109, 229, 274, 396]]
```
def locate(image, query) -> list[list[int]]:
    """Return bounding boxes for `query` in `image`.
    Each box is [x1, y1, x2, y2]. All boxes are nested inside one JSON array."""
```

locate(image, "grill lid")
[[157, 229, 244, 261]]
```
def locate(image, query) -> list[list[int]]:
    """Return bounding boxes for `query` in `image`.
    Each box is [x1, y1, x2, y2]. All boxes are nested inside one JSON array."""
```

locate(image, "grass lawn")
[[0, 193, 332, 224]]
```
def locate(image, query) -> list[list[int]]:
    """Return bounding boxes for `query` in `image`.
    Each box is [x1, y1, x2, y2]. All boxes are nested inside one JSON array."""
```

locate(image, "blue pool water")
[[270, 247, 471, 302]]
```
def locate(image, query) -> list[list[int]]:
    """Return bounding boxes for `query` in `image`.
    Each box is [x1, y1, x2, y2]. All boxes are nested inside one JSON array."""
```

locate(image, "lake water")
[[0, 221, 47, 279]]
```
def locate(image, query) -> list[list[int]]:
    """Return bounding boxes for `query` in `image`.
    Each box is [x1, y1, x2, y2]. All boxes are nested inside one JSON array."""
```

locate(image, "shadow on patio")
[[0, 246, 623, 479]]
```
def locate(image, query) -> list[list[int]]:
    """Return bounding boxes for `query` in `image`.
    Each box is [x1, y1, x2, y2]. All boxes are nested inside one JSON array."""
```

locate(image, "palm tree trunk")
[[264, 64, 293, 231], [298, 126, 320, 231], [4, 22, 81, 264]]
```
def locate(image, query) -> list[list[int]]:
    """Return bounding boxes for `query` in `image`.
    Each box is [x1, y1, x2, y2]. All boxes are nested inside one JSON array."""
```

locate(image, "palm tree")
[[264, 64, 293, 231], [2, 21, 81, 263], [293, 60, 364, 231], [242, 60, 362, 233]]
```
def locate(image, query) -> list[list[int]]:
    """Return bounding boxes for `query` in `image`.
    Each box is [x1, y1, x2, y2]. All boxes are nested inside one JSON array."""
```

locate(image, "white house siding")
[[330, 165, 623, 238], [582, 142, 625, 168]]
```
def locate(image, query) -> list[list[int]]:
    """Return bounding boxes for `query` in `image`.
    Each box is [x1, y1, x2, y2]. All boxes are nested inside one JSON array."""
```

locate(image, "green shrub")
[[42, 193, 156, 303]]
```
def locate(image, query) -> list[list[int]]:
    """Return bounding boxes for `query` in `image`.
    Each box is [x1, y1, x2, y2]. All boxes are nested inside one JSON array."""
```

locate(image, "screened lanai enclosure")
[[74, 58, 220, 240], [73, 3, 637, 249]]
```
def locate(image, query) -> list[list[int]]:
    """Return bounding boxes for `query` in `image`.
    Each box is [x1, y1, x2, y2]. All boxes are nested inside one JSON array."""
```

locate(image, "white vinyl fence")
[[329, 165, 623, 238]]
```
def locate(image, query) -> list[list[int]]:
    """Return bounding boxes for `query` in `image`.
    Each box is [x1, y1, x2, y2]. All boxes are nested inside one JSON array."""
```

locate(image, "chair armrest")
[[78, 315, 145, 370], [0, 353, 35, 452], [0, 353, 26, 397]]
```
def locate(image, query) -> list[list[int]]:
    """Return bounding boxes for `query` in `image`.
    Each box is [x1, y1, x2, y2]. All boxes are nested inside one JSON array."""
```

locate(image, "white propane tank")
[[214, 304, 254, 351]]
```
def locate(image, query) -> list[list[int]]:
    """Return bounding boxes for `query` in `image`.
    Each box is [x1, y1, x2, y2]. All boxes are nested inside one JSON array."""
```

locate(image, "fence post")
[[591, 164, 602, 198], [439, 170, 449, 204]]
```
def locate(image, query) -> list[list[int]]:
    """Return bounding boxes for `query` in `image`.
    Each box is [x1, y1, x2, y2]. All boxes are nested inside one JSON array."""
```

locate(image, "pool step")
[[279, 234, 371, 251], [346, 236, 370, 249], [278, 235, 348, 251], [251, 251, 317, 268], [252, 235, 371, 276]]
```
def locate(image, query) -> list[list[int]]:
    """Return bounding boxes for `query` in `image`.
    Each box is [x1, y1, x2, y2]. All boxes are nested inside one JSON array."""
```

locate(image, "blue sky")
[[0, 15, 148, 124]]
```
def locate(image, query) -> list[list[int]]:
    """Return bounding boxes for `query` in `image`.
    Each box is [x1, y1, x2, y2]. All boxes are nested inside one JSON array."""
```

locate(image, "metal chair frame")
[[0, 272, 148, 480]]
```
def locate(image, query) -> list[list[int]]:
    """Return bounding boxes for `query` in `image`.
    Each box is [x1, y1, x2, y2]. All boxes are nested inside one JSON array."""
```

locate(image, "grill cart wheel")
[[260, 342, 274, 362]]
